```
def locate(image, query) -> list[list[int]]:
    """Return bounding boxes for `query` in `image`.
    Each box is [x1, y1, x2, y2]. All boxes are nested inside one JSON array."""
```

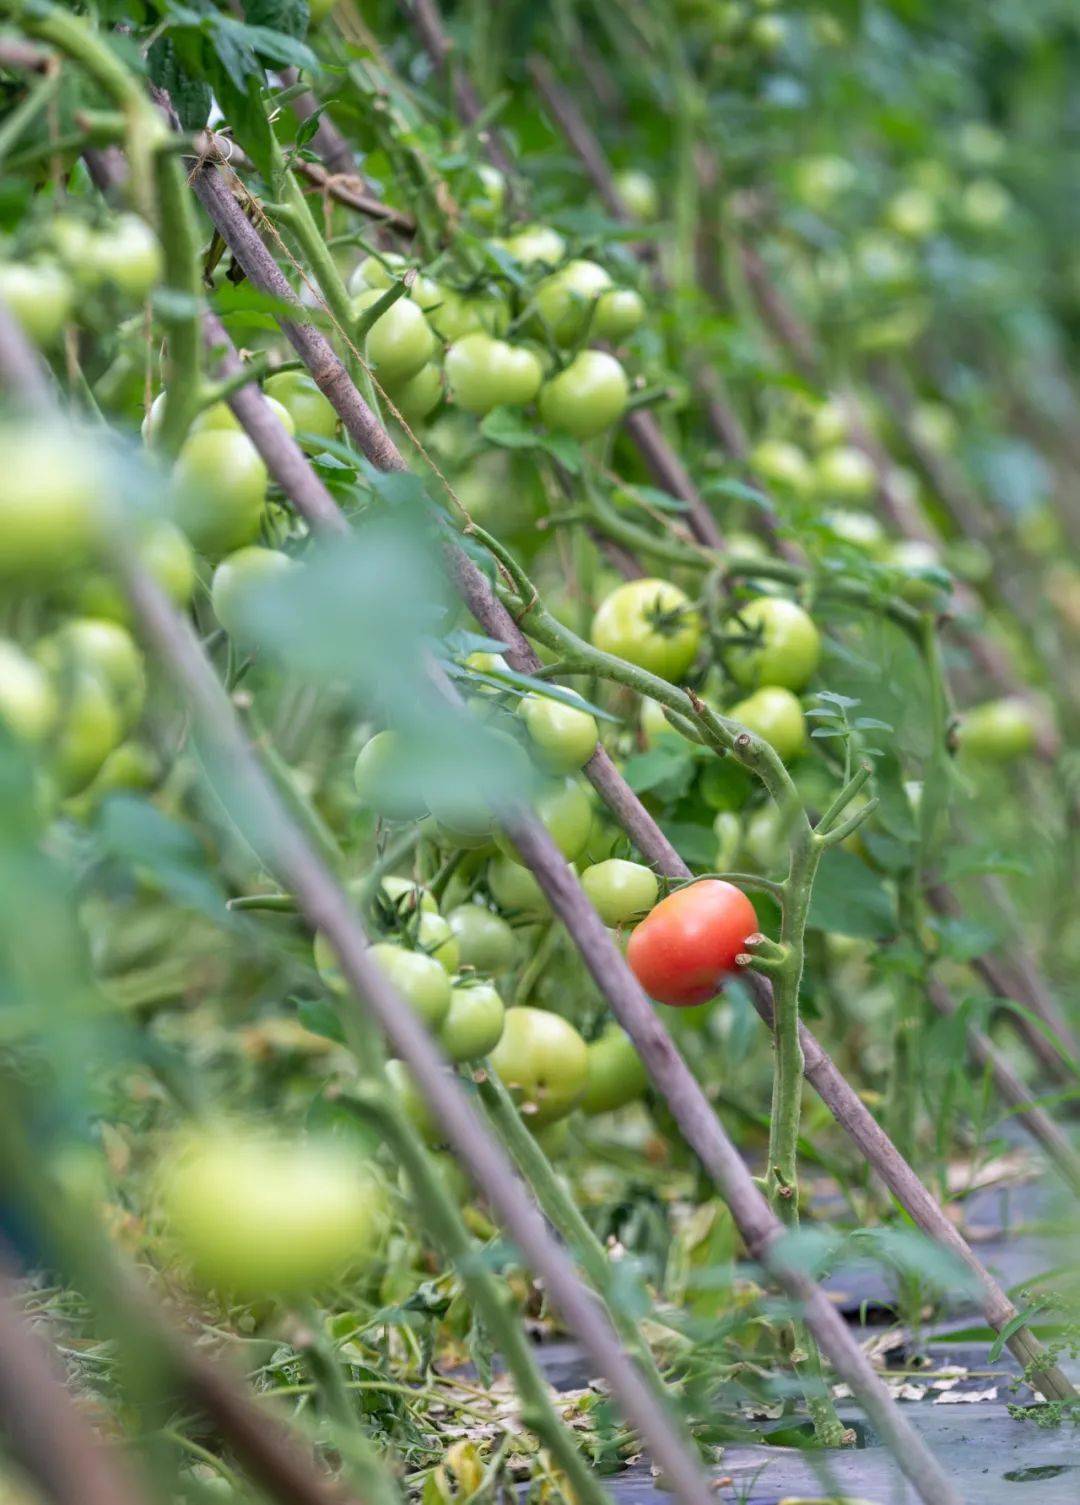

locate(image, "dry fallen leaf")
[[933, 1386, 998, 1405]]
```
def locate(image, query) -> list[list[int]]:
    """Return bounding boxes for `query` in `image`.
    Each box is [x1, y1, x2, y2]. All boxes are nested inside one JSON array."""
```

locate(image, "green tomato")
[[160, 1130, 385, 1296], [89, 214, 163, 300], [539, 350, 629, 440], [613, 168, 659, 222], [888, 539, 947, 605], [353, 288, 437, 386], [377, 875, 437, 919], [727, 596, 821, 691], [580, 1026, 648, 1115], [438, 980, 506, 1061], [497, 778, 591, 863], [43, 618, 146, 735], [534, 260, 613, 345], [386, 362, 443, 424], [72, 520, 195, 622], [347, 253, 405, 294], [956, 698, 1038, 762], [385, 1059, 442, 1145], [0, 424, 104, 579], [886, 186, 939, 240], [445, 333, 542, 414], [65, 739, 159, 816], [0, 640, 57, 743], [742, 804, 784, 871], [426, 287, 510, 343], [211, 546, 295, 642], [487, 854, 549, 916], [186, 396, 295, 439], [415, 911, 460, 974], [171, 430, 267, 560], [353, 729, 430, 823], [0, 261, 72, 346], [263, 371, 339, 447], [498, 224, 566, 267], [517, 691, 598, 772], [467, 164, 506, 226], [792, 154, 856, 210], [369, 941, 453, 1026], [580, 859, 658, 926], [594, 287, 646, 342], [424, 730, 535, 845], [730, 686, 806, 763], [446, 903, 516, 975], [822, 508, 886, 555], [713, 810, 741, 870], [49, 669, 123, 796], [750, 438, 813, 495], [813, 445, 876, 502], [590, 578, 701, 681], [488, 1006, 588, 1125]]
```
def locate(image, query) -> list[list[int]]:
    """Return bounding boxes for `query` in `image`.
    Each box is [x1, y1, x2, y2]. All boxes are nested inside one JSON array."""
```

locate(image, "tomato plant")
[[489, 1006, 589, 1124]]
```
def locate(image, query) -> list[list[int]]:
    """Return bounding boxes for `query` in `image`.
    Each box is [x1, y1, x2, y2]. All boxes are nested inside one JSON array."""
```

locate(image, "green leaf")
[[296, 997, 345, 1043], [210, 64, 276, 180], [244, 0, 310, 41], [147, 36, 212, 132], [806, 848, 896, 939], [480, 405, 540, 449], [622, 742, 696, 795]]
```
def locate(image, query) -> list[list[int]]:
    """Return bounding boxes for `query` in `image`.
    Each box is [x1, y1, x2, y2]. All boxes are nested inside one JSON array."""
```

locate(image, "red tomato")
[[627, 880, 758, 1007]]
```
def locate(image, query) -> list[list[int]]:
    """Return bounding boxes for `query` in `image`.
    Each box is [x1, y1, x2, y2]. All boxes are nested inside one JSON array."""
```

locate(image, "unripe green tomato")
[[727, 596, 821, 691], [613, 168, 659, 222], [910, 402, 957, 452], [889, 539, 946, 605], [377, 875, 437, 918], [387, 362, 443, 424], [580, 859, 658, 926], [467, 163, 506, 226], [0, 640, 57, 743], [749, 13, 787, 49], [489, 1006, 589, 1125], [729, 686, 806, 763], [187, 396, 295, 439], [211, 546, 295, 642], [89, 214, 163, 300], [498, 224, 566, 267], [353, 288, 437, 385], [45, 618, 146, 735], [348, 253, 405, 294], [488, 854, 549, 916], [750, 438, 813, 494], [581, 1026, 648, 1115], [534, 260, 613, 345], [539, 350, 629, 439], [445, 333, 542, 414], [517, 691, 598, 772], [385, 1059, 442, 1144], [956, 698, 1038, 763], [424, 730, 535, 845], [263, 371, 339, 447], [415, 911, 460, 974], [591, 578, 701, 681], [353, 729, 429, 823], [0, 424, 103, 579], [73, 521, 195, 622], [497, 778, 591, 863], [446, 903, 516, 975], [426, 287, 510, 342], [853, 230, 915, 287], [822, 508, 886, 555], [792, 154, 856, 210], [886, 186, 939, 239], [369, 940, 453, 1025], [743, 804, 784, 871], [809, 398, 848, 448], [171, 430, 267, 560], [66, 740, 159, 814], [438, 980, 505, 1061], [813, 445, 876, 502], [713, 810, 741, 870], [160, 1130, 385, 1296], [50, 670, 123, 796], [0, 261, 72, 345], [594, 287, 646, 342]]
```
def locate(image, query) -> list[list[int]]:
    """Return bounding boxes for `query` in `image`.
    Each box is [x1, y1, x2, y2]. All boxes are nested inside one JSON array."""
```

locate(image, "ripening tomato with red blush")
[[627, 880, 759, 1007]]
